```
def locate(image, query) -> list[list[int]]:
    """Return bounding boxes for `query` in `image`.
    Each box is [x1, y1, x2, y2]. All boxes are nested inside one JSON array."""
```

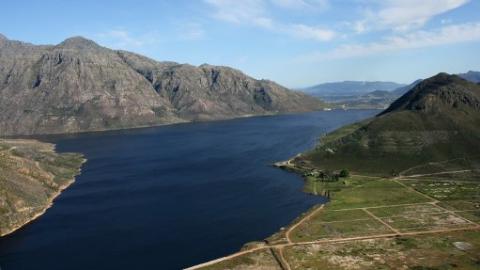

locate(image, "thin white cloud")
[[354, 0, 470, 32], [205, 0, 272, 27], [95, 30, 160, 50], [270, 0, 329, 11], [290, 24, 335, 41], [204, 0, 335, 41], [298, 22, 480, 61], [177, 23, 206, 41]]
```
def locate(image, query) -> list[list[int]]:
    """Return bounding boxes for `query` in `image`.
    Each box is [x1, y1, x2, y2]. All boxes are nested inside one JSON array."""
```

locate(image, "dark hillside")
[[299, 73, 480, 176]]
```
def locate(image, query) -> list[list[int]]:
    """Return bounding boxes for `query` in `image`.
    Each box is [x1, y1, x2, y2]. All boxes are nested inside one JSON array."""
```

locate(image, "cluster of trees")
[[305, 169, 350, 182]]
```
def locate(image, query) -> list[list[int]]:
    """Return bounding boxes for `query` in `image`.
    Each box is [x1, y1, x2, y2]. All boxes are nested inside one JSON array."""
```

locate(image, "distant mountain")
[[318, 73, 478, 110], [391, 79, 423, 96], [301, 80, 406, 109], [333, 79, 423, 109], [331, 90, 398, 109], [300, 73, 480, 175], [458, 70, 480, 83], [303, 81, 405, 97], [0, 35, 324, 136], [392, 72, 480, 96]]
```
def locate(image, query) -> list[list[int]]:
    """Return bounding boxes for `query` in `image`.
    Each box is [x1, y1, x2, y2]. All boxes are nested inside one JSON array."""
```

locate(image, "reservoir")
[[0, 110, 377, 270]]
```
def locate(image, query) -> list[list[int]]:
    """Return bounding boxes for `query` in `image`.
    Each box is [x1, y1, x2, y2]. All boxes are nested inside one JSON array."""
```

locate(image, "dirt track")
[[185, 170, 479, 270]]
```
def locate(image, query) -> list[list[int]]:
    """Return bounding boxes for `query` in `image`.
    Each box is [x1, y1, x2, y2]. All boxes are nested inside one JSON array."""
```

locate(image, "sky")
[[1, 0, 480, 88]]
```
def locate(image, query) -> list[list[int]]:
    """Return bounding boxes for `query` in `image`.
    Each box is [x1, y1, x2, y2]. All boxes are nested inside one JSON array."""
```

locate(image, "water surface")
[[0, 110, 377, 270]]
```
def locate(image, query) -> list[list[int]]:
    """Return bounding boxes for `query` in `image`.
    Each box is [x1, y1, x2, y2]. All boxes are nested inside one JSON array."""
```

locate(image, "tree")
[[339, 169, 350, 178]]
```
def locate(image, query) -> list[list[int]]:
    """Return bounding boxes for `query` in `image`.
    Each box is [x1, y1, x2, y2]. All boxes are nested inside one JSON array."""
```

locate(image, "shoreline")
[[0, 109, 352, 139], [0, 158, 87, 237], [184, 156, 324, 269], [184, 164, 480, 269], [183, 147, 335, 269]]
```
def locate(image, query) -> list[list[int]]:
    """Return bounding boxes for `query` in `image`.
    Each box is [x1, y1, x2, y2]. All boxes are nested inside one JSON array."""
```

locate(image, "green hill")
[[298, 73, 480, 176]]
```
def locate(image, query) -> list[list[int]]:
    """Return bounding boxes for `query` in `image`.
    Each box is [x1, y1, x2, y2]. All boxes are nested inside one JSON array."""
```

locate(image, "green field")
[[291, 217, 391, 242], [196, 171, 480, 270], [326, 177, 432, 210]]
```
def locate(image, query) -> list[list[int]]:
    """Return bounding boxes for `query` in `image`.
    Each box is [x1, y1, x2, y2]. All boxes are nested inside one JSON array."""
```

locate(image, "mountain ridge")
[[459, 70, 480, 83], [0, 34, 324, 136], [381, 73, 480, 115]]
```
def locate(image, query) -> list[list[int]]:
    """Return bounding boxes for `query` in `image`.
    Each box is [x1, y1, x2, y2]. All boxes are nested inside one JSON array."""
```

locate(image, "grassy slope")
[[300, 74, 480, 176], [0, 139, 84, 236]]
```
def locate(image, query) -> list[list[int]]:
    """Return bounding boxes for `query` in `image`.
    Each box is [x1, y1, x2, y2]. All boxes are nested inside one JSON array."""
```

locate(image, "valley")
[[2, 1, 480, 269]]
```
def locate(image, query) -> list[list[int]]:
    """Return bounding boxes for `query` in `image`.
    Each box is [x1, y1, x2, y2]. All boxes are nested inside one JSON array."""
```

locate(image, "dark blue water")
[[0, 110, 377, 270]]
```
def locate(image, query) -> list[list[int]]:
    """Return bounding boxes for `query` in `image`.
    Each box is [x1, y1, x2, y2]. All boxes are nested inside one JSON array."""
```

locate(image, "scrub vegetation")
[[0, 139, 84, 236]]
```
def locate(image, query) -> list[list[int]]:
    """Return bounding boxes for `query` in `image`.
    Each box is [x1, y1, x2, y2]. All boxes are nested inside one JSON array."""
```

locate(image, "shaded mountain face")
[[381, 73, 480, 115], [301, 73, 480, 176], [0, 36, 323, 136]]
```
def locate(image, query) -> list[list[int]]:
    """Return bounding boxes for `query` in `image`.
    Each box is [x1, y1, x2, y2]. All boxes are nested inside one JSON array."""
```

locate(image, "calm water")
[[0, 110, 377, 270]]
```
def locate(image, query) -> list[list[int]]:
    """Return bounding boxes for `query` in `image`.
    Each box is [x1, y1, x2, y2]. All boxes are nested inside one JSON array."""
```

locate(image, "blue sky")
[[1, 0, 480, 87]]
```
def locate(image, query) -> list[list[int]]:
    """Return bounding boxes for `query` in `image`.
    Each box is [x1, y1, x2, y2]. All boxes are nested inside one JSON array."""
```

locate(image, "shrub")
[[339, 169, 350, 178]]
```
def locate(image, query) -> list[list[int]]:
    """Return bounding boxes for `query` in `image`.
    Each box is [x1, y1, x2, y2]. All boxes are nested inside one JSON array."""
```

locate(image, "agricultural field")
[[284, 231, 480, 270], [189, 75, 480, 269], [193, 172, 480, 270]]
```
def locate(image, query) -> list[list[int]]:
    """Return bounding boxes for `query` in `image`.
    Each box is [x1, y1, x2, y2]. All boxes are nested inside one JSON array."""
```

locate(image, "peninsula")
[[0, 139, 84, 236]]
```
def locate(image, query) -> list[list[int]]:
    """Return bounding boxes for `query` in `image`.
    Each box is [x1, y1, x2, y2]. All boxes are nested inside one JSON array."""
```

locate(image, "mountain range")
[[303, 81, 405, 98], [0, 35, 323, 136], [459, 70, 480, 83]]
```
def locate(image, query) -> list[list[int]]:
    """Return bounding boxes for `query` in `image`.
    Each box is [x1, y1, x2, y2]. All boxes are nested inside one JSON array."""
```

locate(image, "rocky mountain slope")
[[0, 139, 84, 236], [300, 73, 480, 175], [0, 35, 323, 135]]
